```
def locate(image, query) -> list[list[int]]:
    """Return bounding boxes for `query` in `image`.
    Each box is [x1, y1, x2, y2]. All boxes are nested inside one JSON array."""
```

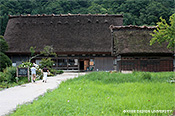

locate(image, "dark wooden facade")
[[118, 56, 173, 72], [110, 25, 174, 72]]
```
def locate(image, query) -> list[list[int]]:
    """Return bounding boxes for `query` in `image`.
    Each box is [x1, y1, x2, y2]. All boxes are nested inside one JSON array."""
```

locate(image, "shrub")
[[36, 69, 43, 79], [3, 66, 17, 82], [39, 58, 54, 69], [56, 70, 64, 74], [50, 69, 56, 75], [18, 62, 33, 69], [0, 72, 6, 82], [0, 52, 12, 71], [0, 35, 8, 53], [50, 69, 64, 75]]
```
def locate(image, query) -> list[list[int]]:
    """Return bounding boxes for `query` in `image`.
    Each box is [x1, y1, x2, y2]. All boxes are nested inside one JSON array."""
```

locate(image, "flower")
[[67, 100, 70, 102]]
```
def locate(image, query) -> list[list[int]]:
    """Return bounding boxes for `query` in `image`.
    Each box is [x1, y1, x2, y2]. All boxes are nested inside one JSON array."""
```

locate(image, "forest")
[[0, 0, 175, 35]]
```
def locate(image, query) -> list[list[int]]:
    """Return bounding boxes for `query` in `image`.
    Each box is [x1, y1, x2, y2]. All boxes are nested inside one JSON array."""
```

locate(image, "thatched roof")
[[110, 25, 173, 55], [4, 14, 123, 54]]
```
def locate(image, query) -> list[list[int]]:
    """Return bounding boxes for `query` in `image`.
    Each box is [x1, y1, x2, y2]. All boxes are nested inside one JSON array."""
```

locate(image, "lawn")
[[11, 72, 175, 116]]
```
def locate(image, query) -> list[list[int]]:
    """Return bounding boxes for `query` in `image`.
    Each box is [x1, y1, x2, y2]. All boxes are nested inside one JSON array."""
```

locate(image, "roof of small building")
[[4, 14, 123, 54], [110, 25, 172, 55]]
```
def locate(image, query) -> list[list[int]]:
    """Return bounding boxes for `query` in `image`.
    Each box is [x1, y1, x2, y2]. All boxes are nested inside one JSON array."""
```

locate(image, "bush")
[[3, 66, 17, 82], [36, 69, 43, 79], [0, 72, 6, 82], [18, 62, 33, 69], [56, 70, 64, 74], [0, 52, 12, 71], [39, 58, 54, 69], [50, 69, 64, 75], [0, 35, 8, 53]]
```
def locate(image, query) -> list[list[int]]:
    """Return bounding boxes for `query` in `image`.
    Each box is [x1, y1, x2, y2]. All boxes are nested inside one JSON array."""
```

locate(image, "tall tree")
[[0, 35, 12, 71]]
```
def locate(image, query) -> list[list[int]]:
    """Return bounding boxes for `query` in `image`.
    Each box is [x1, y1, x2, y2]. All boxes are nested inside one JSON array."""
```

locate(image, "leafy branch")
[[29, 46, 56, 62], [150, 13, 175, 50]]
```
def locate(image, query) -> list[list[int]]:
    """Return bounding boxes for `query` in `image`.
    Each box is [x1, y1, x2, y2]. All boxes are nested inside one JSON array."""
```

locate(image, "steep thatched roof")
[[110, 25, 173, 55], [4, 14, 123, 54]]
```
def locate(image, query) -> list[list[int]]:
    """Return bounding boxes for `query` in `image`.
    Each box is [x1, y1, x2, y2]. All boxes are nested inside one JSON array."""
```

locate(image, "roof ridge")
[[8, 14, 123, 18], [110, 25, 157, 30]]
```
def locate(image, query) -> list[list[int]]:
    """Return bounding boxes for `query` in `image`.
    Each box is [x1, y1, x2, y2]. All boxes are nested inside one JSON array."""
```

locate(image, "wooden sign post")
[[17, 67, 30, 82]]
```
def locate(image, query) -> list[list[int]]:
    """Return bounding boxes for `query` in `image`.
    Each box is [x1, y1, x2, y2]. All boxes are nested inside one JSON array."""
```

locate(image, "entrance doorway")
[[80, 61, 84, 70], [79, 59, 90, 71]]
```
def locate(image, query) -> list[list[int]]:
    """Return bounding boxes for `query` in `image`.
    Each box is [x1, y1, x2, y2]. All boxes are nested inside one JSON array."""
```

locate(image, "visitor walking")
[[42, 66, 49, 83], [30, 65, 37, 83]]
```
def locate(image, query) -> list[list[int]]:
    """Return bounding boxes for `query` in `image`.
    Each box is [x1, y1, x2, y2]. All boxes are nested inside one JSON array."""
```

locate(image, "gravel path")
[[0, 73, 86, 116]]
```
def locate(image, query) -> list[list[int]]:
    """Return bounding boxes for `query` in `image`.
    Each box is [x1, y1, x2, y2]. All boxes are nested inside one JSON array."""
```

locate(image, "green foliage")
[[29, 46, 56, 62], [0, 72, 6, 82], [36, 69, 43, 79], [18, 62, 33, 69], [11, 72, 175, 116], [57, 70, 64, 74], [150, 13, 175, 50], [29, 46, 36, 57], [40, 46, 57, 57], [0, 35, 8, 52], [50, 69, 64, 75], [3, 66, 17, 83], [0, 76, 29, 90], [39, 58, 54, 69], [0, 35, 12, 72], [0, 52, 12, 72]]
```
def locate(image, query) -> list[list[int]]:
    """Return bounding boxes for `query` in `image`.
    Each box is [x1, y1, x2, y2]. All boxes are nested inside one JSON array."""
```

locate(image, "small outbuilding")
[[110, 25, 173, 72]]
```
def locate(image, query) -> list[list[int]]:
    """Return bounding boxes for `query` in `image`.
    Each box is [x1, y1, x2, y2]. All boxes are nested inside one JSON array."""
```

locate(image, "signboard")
[[17, 67, 29, 77]]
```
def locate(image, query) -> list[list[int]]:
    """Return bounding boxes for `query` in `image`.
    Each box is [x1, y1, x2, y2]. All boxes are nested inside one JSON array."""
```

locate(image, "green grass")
[[11, 72, 175, 116]]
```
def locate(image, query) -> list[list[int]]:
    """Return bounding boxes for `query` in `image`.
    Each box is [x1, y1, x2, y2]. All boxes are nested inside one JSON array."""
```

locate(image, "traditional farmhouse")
[[110, 25, 173, 72], [4, 14, 123, 71], [4, 14, 174, 72]]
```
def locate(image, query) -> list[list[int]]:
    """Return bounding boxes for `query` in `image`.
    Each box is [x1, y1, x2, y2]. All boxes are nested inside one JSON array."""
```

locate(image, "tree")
[[0, 35, 8, 52], [0, 52, 12, 71], [150, 13, 175, 50], [88, 3, 107, 14], [0, 35, 11, 71], [29, 45, 56, 62]]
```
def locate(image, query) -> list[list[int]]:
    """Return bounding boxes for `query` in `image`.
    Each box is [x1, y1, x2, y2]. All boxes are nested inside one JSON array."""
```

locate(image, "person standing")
[[42, 66, 49, 83], [30, 65, 37, 83]]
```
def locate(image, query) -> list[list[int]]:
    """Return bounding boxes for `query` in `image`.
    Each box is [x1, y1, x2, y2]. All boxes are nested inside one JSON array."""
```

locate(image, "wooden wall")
[[119, 56, 173, 72], [95, 57, 113, 71]]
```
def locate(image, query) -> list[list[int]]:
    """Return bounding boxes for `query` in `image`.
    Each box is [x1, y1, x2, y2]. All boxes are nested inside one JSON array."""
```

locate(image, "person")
[[42, 66, 49, 83], [30, 65, 37, 83]]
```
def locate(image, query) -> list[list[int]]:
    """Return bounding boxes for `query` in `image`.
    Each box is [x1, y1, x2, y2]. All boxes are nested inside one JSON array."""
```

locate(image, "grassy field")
[[11, 72, 175, 116]]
